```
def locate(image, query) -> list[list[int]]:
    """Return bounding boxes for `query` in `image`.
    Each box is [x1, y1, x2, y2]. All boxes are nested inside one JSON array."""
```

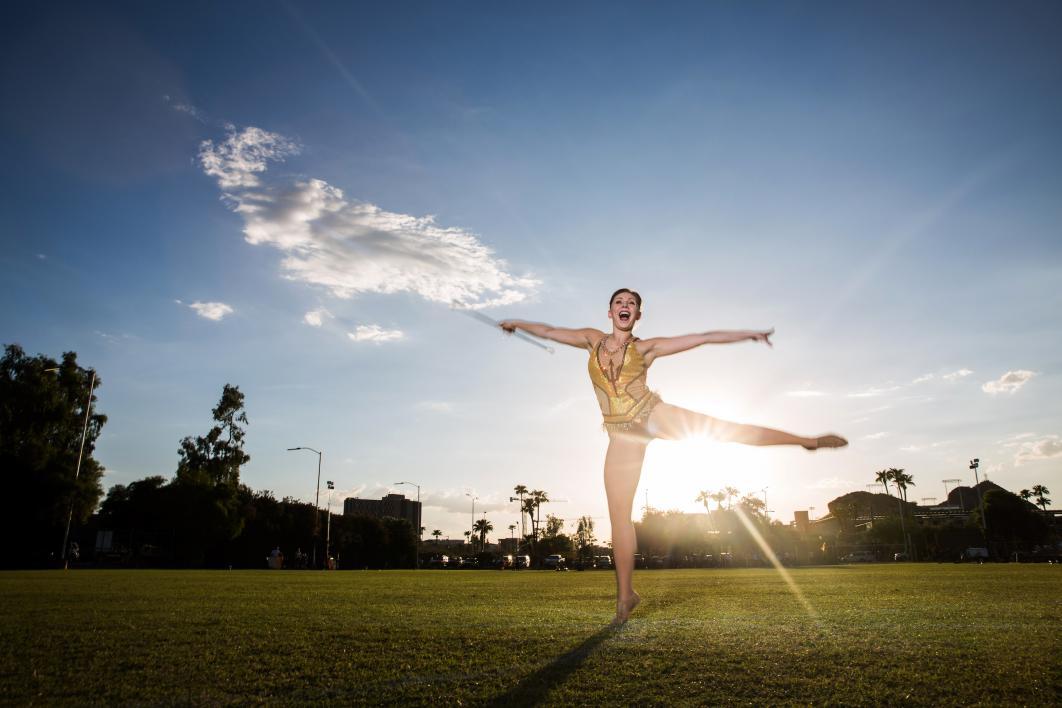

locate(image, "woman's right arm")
[[498, 320, 602, 349]]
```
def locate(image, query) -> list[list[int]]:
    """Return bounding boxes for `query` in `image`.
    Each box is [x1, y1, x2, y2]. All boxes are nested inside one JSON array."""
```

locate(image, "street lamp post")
[[287, 446, 322, 568], [395, 481, 421, 569], [970, 458, 989, 544], [60, 368, 96, 569], [325, 480, 334, 568], [761, 488, 769, 523]]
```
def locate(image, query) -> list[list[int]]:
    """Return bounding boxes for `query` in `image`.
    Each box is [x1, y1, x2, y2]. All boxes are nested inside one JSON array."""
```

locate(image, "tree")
[[892, 470, 915, 502], [875, 469, 891, 496], [1019, 489, 1032, 502], [544, 514, 564, 538], [463, 530, 471, 549], [976, 490, 1049, 549], [513, 484, 529, 537], [575, 516, 596, 562], [432, 529, 442, 543], [1031, 484, 1051, 512], [0, 345, 107, 567], [473, 518, 493, 549], [530, 489, 550, 539], [695, 490, 712, 513], [170, 385, 250, 565], [724, 486, 740, 510]]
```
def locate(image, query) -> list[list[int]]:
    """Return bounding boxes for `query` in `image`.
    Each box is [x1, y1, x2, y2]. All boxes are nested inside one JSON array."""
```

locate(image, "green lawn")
[[1, 565, 1059, 705]]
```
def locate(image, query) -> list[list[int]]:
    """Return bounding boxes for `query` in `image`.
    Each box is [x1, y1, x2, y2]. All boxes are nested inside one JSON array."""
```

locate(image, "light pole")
[[287, 446, 322, 568], [970, 458, 989, 544], [761, 488, 769, 523], [61, 368, 97, 569], [396, 481, 421, 569], [325, 480, 334, 568]]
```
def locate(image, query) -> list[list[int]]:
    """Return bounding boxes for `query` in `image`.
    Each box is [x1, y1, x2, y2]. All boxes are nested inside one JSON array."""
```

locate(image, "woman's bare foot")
[[802, 434, 848, 450], [612, 592, 641, 626]]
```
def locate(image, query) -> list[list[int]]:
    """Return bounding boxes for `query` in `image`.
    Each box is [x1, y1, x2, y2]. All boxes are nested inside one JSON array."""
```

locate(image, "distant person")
[[500, 288, 846, 625]]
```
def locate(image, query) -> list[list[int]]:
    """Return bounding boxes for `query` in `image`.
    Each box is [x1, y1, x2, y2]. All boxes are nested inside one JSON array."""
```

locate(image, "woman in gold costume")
[[500, 288, 846, 625]]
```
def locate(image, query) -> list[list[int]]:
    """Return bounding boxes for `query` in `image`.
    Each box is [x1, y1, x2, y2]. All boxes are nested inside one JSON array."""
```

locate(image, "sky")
[[2, 1, 1060, 544]]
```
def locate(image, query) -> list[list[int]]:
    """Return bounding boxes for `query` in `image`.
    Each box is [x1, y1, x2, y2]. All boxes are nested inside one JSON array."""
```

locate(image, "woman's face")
[[608, 291, 641, 332]]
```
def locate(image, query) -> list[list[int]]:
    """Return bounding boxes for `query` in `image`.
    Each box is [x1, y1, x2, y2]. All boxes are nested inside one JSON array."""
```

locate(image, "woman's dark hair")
[[609, 288, 642, 309]]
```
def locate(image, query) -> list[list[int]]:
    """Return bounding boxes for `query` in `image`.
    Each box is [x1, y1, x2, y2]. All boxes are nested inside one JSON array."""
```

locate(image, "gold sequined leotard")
[[588, 337, 661, 433]]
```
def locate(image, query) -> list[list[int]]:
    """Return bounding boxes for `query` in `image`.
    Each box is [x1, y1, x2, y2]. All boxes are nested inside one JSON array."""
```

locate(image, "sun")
[[641, 437, 774, 515]]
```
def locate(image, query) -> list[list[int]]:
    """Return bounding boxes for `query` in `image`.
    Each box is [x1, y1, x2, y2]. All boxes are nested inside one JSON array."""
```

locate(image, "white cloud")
[[347, 324, 404, 343], [198, 124, 537, 308], [943, 368, 973, 381], [36, 253, 46, 260], [863, 432, 889, 440], [189, 301, 234, 321], [786, 390, 826, 397], [899, 445, 924, 453], [911, 373, 934, 384], [847, 385, 901, 398], [982, 370, 1036, 395], [303, 308, 331, 327], [422, 489, 512, 515], [1014, 435, 1062, 466]]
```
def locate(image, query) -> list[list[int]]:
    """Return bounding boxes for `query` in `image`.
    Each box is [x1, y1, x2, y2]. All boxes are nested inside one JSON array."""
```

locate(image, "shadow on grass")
[[486, 625, 617, 706]]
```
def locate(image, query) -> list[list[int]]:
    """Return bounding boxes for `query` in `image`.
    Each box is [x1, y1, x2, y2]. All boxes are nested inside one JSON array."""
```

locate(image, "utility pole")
[[970, 458, 989, 545]]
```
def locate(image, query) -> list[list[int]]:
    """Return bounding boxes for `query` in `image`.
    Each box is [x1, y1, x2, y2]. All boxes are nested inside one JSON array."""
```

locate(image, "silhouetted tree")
[[0, 345, 107, 567]]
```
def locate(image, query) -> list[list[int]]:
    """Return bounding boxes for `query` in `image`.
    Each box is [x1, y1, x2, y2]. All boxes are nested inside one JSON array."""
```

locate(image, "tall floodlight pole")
[[60, 369, 96, 569], [466, 492, 477, 552], [287, 446, 322, 568], [396, 481, 421, 569], [325, 481, 334, 568], [970, 458, 989, 544], [761, 488, 769, 523]]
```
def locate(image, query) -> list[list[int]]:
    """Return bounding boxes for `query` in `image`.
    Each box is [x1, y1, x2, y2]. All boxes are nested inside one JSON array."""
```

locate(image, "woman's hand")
[[498, 320, 517, 334], [751, 329, 774, 347]]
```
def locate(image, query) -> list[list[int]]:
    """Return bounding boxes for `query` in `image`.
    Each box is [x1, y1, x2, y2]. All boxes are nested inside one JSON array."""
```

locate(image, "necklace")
[[602, 335, 628, 354]]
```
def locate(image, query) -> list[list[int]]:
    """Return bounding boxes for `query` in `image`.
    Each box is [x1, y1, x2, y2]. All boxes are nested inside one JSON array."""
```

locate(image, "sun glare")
[[641, 437, 773, 515]]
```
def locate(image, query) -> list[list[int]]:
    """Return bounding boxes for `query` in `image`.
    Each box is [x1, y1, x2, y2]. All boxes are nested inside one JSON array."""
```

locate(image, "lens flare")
[[733, 506, 819, 620]]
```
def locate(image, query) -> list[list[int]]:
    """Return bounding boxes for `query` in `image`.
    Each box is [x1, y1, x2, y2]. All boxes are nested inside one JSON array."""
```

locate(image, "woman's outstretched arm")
[[643, 329, 773, 362], [499, 320, 603, 349]]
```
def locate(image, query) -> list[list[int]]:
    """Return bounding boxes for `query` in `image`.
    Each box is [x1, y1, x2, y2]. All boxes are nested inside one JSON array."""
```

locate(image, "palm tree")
[[892, 470, 915, 502], [432, 529, 442, 544], [886, 468, 909, 555], [473, 518, 493, 550], [1031, 484, 1052, 512], [724, 486, 741, 510], [513, 484, 529, 537], [530, 489, 549, 539], [695, 490, 712, 513], [1019, 489, 1033, 502], [463, 530, 471, 550], [875, 469, 891, 496], [712, 491, 727, 510]]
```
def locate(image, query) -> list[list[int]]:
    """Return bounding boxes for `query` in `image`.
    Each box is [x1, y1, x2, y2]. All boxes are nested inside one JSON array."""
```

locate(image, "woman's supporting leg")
[[603, 433, 648, 624], [648, 402, 846, 449]]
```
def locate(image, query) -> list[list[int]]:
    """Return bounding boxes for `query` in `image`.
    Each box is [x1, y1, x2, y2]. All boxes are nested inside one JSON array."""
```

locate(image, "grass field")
[[2, 565, 1059, 705]]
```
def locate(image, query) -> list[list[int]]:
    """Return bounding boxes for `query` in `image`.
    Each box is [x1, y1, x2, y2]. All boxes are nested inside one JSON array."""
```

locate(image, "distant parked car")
[[841, 551, 877, 563], [493, 555, 513, 569], [893, 552, 910, 562], [513, 555, 531, 569], [960, 547, 989, 562], [595, 555, 612, 569], [426, 555, 449, 569], [543, 554, 566, 569]]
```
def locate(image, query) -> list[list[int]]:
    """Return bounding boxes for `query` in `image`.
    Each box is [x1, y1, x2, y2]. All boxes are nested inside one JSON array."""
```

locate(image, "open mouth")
[[618, 312, 631, 323]]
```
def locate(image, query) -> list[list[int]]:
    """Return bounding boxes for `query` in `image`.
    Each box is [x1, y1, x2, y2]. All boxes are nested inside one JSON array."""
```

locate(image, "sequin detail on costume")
[[588, 337, 660, 432]]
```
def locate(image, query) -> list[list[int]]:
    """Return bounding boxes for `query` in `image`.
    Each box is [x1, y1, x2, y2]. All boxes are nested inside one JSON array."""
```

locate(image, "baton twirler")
[[455, 306, 555, 354]]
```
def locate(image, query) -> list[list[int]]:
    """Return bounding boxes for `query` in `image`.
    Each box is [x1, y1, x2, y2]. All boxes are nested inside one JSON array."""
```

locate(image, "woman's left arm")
[[642, 329, 773, 362]]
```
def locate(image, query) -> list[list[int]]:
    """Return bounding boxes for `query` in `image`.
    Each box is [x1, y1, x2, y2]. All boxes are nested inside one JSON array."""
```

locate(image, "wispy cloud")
[[982, 370, 1036, 395], [347, 324, 404, 343], [1014, 435, 1062, 466], [198, 124, 538, 308], [303, 308, 331, 327], [943, 368, 973, 381], [847, 384, 902, 398], [862, 431, 889, 440], [911, 373, 934, 384], [421, 488, 513, 515], [188, 301, 234, 321]]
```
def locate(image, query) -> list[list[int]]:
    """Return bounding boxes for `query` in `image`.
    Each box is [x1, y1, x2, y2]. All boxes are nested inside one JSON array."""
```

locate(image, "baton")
[[454, 306, 555, 354]]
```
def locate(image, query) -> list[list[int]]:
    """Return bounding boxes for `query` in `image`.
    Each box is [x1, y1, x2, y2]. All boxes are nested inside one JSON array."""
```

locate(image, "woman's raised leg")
[[603, 433, 648, 624], [648, 402, 846, 449]]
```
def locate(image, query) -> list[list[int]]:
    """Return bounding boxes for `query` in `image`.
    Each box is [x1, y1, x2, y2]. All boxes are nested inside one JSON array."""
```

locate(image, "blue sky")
[[2, 1, 1060, 541]]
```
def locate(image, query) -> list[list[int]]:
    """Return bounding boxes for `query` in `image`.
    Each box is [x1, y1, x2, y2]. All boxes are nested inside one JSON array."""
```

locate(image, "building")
[[344, 493, 422, 530]]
